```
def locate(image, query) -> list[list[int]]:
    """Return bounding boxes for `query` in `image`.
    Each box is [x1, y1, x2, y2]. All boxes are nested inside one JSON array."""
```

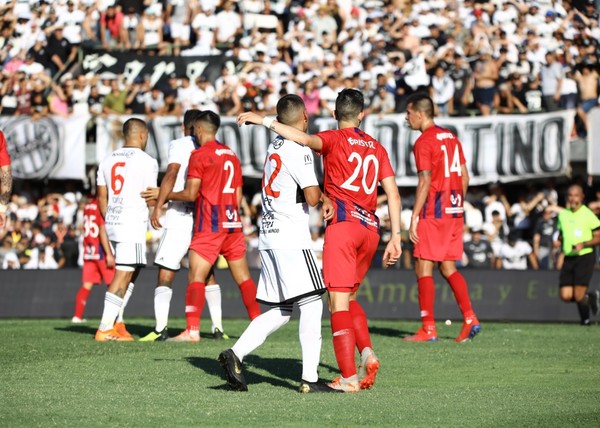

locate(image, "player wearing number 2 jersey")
[[71, 198, 115, 323], [404, 93, 480, 344], [164, 111, 261, 342], [238, 88, 402, 393], [219, 95, 338, 393], [95, 118, 158, 341]]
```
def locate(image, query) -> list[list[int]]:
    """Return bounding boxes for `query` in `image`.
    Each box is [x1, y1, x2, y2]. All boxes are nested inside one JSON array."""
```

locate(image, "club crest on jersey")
[[272, 137, 284, 149], [450, 194, 461, 206]]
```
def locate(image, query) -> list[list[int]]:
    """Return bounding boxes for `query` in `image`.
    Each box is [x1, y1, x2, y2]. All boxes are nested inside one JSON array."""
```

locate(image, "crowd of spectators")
[[2, 179, 600, 272], [0, 0, 598, 135]]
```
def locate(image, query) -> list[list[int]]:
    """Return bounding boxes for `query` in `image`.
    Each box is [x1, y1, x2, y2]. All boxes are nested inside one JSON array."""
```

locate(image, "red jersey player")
[[238, 88, 402, 392], [72, 198, 115, 323], [404, 93, 481, 343], [160, 110, 261, 342], [0, 130, 12, 231]]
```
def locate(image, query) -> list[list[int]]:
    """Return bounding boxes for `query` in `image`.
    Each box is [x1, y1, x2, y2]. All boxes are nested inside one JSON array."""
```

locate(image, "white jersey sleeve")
[[286, 143, 319, 190]]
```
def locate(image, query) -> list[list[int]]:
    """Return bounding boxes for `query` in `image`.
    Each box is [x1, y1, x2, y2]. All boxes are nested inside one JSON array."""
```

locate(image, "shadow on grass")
[[369, 325, 414, 338], [54, 323, 150, 337], [187, 355, 338, 391]]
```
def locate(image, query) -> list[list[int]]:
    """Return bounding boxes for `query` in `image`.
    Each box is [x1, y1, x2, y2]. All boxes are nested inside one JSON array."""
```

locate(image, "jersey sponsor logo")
[[304, 154, 312, 165], [215, 148, 234, 156], [450, 194, 462, 206], [347, 137, 375, 148], [272, 137, 284, 149], [445, 207, 464, 214]]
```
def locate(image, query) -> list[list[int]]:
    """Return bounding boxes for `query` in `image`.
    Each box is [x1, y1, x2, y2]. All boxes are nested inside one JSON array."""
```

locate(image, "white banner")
[[587, 107, 600, 176], [0, 115, 88, 180], [96, 110, 574, 186]]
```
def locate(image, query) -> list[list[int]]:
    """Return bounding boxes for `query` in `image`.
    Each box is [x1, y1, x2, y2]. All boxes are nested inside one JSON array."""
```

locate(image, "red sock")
[[447, 272, 475, 320], [185, 282, 206, 332], [418, 276, 436, 328], [74, 287, 91, 319], [349, 300, 371, 352], [331, 311, 357, 379], [239, 279, 261, 320]]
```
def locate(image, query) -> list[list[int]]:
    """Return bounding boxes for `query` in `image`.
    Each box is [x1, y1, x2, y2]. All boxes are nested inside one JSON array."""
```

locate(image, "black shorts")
[[559, 253, 595, 287]]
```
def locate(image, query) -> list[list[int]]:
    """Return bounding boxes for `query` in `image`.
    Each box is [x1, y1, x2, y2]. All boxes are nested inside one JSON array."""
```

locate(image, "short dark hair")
[[123, 118, 147, 140], [335, 88, 364, 122], [406, 92, 434, 119], [183, 109, 202, 131], [276, 94, 305, 125], [194, 110, 220, 133]]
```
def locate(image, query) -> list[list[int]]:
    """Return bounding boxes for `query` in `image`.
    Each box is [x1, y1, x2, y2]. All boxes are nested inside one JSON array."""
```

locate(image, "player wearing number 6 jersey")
[[95, 118, 158, 341], [71, 198, 115, 323], [219, 95, 338, 393], [238, 88, 402, 393], [159, 110, 261, 342], [404, 93, 480, 343]]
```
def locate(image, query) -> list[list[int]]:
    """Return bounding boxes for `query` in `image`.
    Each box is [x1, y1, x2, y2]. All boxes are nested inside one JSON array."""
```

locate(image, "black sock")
[[577, 300, 590, 324]]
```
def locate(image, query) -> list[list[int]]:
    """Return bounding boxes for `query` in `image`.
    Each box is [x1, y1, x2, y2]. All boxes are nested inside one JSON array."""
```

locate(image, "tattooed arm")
[[0, 164, 12, 230]]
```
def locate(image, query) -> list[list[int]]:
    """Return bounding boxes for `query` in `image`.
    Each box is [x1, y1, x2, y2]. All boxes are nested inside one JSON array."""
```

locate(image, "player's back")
[[82, 200, 105, 260], [415, 125, 465, 219], [318, 127, 394, 230], [99, 147, 158, 242], [259, 137, 316, 250], [189, 141, 242, 233], [168, 135, 198, 193]]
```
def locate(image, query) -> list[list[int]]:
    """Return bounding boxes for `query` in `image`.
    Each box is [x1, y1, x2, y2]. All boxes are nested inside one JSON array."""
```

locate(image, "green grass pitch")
[[1, 318, 599, 427]]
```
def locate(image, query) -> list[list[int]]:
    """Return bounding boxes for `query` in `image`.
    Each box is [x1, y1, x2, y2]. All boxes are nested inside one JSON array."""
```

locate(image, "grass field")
[[1, 318, 599, 427]]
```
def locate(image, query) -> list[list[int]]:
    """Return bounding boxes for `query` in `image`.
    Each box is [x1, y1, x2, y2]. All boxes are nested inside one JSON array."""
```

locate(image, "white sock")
[[117, 282, 135, 323], [154, 286, 173, 332], [99, 292, 123, 332], [232, 305, 292, 362], [205, 284, 223, 332], [298, 295, 323, 383]]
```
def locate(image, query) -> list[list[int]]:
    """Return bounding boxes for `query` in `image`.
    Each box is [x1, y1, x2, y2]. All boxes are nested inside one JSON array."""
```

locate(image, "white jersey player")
[[139, 109, 227, 342], [95, 118, 158, 341], [218, 95, 338, 393]]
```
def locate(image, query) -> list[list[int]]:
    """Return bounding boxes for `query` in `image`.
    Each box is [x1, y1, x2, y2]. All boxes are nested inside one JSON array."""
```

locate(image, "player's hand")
[[409, 219, 419, 244], [321, 196, 335, 221], [150, 206, 163, 229], [105, 253, 115, 269], [237, 112, 263, 127], [140, 187, 159, 202], [382, 238, 402, 269]]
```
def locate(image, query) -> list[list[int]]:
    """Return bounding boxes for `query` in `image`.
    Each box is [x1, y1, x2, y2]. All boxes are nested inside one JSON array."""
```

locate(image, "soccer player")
[[554, 184, 600, 325], [95, 118, 158, 341], [0, 130, 12, 231], [238, 88, 402, 392], [72, 197, 115, 323], [219, 95, 338, 393], [139, 109, 229, 342], [403, 93, 481, 343], [155, 110, 261, 342]]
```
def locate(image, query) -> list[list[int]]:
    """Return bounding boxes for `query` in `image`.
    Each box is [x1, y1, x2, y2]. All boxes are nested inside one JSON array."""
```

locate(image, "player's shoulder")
[[169, 135, 194, 149]]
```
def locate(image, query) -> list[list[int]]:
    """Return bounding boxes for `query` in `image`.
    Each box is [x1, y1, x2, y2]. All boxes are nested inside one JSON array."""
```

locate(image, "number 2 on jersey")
[[223, 160, 235, 194], [340, 153, 379, 194], [440, 144, 462, 178], [262, 153, 282, 198]]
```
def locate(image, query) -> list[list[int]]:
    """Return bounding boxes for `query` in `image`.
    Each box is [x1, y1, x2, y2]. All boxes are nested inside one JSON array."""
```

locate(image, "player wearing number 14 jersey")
[[237, 89, 403, 392], [404, 93, 480, 343]]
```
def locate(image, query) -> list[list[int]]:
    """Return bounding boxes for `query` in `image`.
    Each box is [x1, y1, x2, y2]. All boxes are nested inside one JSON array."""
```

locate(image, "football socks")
[[298, 295, 323, 383], [239, 279, 261, 320], [154, 286, 173, 332], [331, 311, 357, 379], [349, 300, 371, 353], [185, 282, 206, 333]]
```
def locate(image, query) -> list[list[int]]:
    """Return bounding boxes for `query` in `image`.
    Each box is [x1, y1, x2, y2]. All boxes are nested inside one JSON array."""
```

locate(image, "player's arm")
[[146, 162, 181, 229], [236, 186, 243, 209], [381, 176, 402, 268], [98, 223, 115, 268], [97, 185, 108, 219], [409, 170, 431, 244], [237, 112, 324, 152], [168, 177, 200, 202], [303, 185, 322, 207], [461, 164, 469, 198], [0, 164, 12, 229]]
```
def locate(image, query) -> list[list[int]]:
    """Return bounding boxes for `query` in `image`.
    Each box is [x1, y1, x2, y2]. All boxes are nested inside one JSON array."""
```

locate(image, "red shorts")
[[413, 218, 463, 262], [189, 231, 246, 264], [82, 259, 115, 285], [322, 222, 380, 293]]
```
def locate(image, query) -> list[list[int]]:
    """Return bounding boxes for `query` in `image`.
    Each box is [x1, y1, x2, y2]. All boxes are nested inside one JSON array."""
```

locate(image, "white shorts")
[[154, 227, 192, 270], [257, 248, 325, 305], [111, 241, 147, 267]]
